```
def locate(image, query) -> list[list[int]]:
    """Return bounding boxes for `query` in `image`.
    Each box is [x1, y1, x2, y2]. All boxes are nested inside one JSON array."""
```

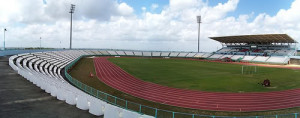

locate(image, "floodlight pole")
[[3, 28, 7, 50], [40, 37, 42, 48], [197, 16, 201, 52], [69, 4, 75, 49]]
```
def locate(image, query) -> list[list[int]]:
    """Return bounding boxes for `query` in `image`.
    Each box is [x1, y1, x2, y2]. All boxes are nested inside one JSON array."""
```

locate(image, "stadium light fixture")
[[3, 28, 7, 50], [197, 16, 201, 52], [69, 4, 75, 49]]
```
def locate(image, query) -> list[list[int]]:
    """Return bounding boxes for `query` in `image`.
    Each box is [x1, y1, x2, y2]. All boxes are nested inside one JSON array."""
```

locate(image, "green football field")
[[108, 57, 300, 92]]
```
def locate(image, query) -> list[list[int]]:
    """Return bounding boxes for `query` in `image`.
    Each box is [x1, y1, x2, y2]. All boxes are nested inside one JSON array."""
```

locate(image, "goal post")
[[242, 65, 257, 74]]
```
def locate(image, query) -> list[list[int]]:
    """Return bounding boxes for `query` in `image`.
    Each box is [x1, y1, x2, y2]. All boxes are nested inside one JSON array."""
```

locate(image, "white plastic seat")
[[124, 51, 134, 56], [76, 95, 89, 110], [160, 52, 170, 56], [169, 52, 179, 57], [177, 52, 188, 57], [88, 98, 105, 116]]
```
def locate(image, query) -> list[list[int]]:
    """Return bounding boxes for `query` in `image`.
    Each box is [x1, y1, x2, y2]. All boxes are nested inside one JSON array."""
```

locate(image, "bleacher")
[[169, 52, 179, 57], [252, 56, 270, 62], [124, 51, 134, 56], [210, 34, 298, 64], [152, 52, 161, 56], [220, 55, 233, 59], [7, 49, 235, 117], [201, 53, 213, 58], [143, 52, 152, 57], [231, 55, 244, 60], [193, 53, 204, 58], [242, 56, 256, 61], [266, 56, 289, 64], [208, 54, 223, 59]]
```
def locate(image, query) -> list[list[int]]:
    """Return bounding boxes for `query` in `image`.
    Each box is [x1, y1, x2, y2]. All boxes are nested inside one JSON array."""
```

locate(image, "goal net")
[[242, 65, 257, 74]]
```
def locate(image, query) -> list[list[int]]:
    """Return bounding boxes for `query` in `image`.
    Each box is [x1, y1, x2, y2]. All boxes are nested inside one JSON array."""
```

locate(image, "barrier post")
[[276, 115, 278, 118], [192, 114, 195, 118], [172, 112, 175, 118], [90, 87, 92, 94], [114, 97, 117, 105], [295, 113, 298, 118], [125, 100, 128, 109], [139, 104, 142, 113], [97, 90, 99, 98], [155, 108, 157, 118], [76, 80, 79, 87]]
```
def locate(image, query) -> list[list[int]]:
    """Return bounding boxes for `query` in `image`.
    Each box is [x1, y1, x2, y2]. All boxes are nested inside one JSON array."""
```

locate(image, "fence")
[[64, 55, 299, 118]]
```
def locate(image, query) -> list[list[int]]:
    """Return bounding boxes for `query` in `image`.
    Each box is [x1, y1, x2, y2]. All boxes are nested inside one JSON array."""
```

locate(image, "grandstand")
[[210, 34, 298, 64]]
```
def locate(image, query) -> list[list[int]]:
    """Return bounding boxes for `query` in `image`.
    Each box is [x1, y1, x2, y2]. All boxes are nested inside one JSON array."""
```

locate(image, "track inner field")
[[93, 57, 300, 112]]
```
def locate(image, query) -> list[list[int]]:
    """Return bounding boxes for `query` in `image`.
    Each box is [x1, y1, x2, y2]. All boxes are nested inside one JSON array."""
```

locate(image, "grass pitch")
[[108, 57, 300, 92]]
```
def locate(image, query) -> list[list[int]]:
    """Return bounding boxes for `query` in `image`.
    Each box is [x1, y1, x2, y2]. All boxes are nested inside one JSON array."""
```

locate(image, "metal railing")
[[64, 55, 299, 118]]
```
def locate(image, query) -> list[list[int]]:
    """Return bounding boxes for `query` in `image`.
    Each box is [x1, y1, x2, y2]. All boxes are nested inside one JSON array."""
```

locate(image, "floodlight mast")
[[197, 16, 201, 52], [3, 28, 7, 50], [69, 4, 75, 49], [40, 37, 42, 48]]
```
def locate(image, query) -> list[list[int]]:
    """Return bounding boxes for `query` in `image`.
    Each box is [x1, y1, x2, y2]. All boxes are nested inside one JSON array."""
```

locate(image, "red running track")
[[93, 57, 300, 112]]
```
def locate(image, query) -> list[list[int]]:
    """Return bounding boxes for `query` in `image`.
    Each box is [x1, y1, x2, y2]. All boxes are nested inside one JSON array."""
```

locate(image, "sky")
[[0, 0, 299, 52]]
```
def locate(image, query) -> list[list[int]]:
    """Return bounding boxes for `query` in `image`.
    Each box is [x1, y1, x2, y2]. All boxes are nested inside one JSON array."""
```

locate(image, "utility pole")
[[3, 28, 7, 50], [69, 4, 75, 49], [40, 37, 42, 48], [197, 16, 201, 52]]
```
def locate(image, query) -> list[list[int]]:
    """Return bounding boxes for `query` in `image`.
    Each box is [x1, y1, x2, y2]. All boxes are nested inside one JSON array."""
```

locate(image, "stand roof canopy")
[[210, 34, 297, 44]]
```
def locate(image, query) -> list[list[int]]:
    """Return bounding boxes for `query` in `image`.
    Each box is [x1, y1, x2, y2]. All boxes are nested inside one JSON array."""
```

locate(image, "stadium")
[[2, 0, 300, 118], [2, 33, 300, 118]]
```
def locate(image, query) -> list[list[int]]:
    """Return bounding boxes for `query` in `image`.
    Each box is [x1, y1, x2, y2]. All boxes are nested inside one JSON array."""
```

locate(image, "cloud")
[[151, 4, 159, 11], [118, 3, 134, 16], [1, 0, 300, 52]]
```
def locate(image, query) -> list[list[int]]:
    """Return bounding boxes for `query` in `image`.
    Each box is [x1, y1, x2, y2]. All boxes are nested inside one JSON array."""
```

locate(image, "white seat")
[[142, 52, 152, 57], [160, 52, 170, 56], [107, 51, 118, 55], [116, 51, 126, 55], [89, 98, 105, 116], [177, 52, 188, 57], [186, 53, 197, 57], [104, 104, 123, 118], [242, 56, 256, 61], [151, 52, 161, 56], [169, 52, 179, 57], [208, 54, 223, 59], [76, 95, 89, 110], [123, 109, 141, 118], [266, 56, 289, 64], [133, 52, 143, 56], [124, 51, 134, 56], [252, 56, 270, 62]]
